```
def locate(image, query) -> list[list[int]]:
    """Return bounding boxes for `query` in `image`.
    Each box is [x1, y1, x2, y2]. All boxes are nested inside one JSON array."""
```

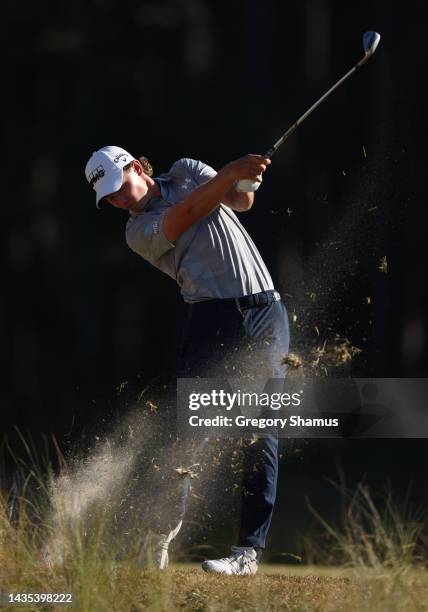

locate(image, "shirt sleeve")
[[168, 158, 217, 185], [125, 210, 175, 264]]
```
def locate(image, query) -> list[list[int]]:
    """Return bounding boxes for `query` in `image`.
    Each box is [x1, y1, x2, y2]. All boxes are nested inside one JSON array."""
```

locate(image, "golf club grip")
[[235, 178, 261, 192]]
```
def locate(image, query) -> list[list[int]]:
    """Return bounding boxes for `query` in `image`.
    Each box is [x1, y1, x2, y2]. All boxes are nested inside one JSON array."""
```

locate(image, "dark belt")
[[234, 290, 281, 314], [189, 290, 281, 314]]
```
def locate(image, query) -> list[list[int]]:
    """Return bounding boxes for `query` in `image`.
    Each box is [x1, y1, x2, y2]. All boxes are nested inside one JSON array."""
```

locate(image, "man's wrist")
[[217, 164, 238, 186]]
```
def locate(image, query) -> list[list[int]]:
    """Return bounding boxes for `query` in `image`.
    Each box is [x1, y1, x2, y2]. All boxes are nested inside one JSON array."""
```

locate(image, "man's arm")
[[163, 154, 270, 241], [221, 185, 254, 212]]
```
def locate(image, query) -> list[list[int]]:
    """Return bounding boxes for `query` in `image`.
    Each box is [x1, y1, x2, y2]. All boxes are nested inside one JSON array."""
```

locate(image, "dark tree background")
[[2, 0, 428, 555]]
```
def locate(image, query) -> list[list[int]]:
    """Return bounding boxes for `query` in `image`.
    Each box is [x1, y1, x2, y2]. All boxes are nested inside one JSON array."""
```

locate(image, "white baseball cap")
[[85, 145, 136, 207]]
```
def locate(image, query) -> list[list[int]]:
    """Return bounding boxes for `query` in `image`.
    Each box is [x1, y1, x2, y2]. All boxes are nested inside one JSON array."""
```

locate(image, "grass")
[[1, 562, 428, 611], [0, 438, 427, 611], [306, 479, 428, 574]]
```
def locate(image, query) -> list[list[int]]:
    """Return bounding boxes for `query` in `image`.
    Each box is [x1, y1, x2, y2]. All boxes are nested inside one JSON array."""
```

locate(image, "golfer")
[[85, 145, 290, 574]]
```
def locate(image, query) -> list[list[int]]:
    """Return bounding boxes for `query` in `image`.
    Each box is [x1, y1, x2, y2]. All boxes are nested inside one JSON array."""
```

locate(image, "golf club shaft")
[[264, 53, 371, 158], [236, 46, 375, 192]]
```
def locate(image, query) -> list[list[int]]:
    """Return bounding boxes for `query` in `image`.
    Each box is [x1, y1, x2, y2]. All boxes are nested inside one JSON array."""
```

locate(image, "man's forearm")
[[163, 169, 236, 241], [163, 155, 269, 241]]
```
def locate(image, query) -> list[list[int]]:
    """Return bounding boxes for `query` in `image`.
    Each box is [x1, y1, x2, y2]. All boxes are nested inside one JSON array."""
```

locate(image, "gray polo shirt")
[[125, 158, 274, 303]]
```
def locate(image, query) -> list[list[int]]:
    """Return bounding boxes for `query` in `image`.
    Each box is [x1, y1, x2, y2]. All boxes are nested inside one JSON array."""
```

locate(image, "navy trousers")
[[179, 290, 290, 549]]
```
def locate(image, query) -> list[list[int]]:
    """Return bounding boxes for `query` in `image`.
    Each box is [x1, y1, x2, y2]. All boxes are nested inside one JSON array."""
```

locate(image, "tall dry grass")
[[306, 480, 427, 573], [0, 432, 169, 611], [1, 435, 428, 611], [304, 478, 428, 611]]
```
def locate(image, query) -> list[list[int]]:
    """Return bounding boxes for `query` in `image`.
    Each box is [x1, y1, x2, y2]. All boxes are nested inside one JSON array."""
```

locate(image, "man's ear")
[[133, 160, 143, 175]]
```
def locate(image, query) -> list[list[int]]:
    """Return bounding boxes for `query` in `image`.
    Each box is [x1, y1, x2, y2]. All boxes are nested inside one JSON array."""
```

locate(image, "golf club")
[[237, 31, 381, 192]]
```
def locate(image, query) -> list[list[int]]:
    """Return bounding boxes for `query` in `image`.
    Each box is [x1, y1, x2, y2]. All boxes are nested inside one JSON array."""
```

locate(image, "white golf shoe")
[[140, 520, 183, 570], [202, 546, 259, 575]]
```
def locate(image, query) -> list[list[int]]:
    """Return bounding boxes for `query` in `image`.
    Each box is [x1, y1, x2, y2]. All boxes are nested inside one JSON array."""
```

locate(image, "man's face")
[[105, 162, 150, 212]]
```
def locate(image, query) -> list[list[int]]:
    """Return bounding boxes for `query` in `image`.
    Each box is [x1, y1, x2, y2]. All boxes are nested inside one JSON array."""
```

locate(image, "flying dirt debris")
[[116, 381, 128, 395], [379, 256, 388, 274], [174, 464, 200, 479], [328, 338, 362, 365], [310, 342, 327, 368], [282, 353, 304, 369], [282, 338, 362, 373], [145, 400, 159, 413]]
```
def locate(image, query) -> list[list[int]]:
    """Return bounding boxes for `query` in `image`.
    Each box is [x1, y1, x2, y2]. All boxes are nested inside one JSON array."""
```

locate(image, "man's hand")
[[220, 154, 271, 183], [220, 154, 271, 212]]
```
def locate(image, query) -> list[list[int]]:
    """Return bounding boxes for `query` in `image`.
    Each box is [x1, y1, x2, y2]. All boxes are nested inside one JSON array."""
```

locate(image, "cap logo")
[[114, 154, 129, 164], [88, 165, 105, 187]]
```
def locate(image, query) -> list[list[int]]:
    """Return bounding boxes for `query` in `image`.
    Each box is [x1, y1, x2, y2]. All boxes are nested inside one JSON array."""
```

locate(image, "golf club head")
[[363, 31, 381, 55]]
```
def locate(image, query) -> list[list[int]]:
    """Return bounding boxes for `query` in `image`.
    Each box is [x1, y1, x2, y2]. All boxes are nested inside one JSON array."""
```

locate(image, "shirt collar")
[[129, 175, 171, 217]]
